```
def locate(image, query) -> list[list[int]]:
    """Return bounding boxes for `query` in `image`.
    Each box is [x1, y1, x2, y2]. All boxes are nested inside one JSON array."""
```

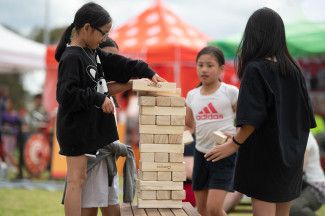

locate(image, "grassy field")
[[0, 188, 325, 216]]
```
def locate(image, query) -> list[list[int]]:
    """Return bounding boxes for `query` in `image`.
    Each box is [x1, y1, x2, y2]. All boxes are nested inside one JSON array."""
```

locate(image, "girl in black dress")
[[55, 3, 164, 215], [205, 8, 315, 216]]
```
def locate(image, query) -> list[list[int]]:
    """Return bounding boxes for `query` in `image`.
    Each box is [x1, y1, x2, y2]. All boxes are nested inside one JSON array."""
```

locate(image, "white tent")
[[0, 25, 46, 73]]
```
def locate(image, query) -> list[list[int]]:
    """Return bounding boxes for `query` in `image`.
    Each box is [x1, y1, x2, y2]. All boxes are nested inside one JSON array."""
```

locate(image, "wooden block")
[[140, 161, 185, 172], [170, 97, 185, 107], [172, 190, 186, 200], [169, 134, 183, 144], [140, 152, 155, 162], [138, 180, 183, 190], [139, 133, 154, 144], [139, 96, 156, 106], [156, 96, 171, 107], [140, 115, 156, 125], [140, 125, 184, 135], [213, 131, 228, 145], [183, 130, 194, 145], [155, 153, 169, 163], [138, 199, 182, 208], [133, 79, 177, 92], [172, 171, 186, 181], [140, 144, 184, 153], [138, 190, 156, 200], [170, 115, 185, 126], [169, 153, 183, 163], [156, 115, 171, 125], [154, 134, 169, 144], [157, 190, 171, 200], [157, 171, 172, 181], [140, 106, 186, 116], [138, 171, 157, 181], [140, 88, 182, 97]]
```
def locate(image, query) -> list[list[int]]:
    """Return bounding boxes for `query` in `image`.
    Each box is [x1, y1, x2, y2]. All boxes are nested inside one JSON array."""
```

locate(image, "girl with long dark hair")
[[55, 2, 164, 215], [205, 8, 316, 216]]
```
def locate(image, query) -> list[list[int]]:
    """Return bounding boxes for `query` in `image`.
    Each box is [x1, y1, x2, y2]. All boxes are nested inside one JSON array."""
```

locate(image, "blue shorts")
[[192, 148, 236, 192]]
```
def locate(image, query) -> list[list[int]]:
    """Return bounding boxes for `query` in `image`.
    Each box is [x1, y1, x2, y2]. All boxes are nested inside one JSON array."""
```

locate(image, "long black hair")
[[236, 7, 301, 79], [55, 2, 112, 62]]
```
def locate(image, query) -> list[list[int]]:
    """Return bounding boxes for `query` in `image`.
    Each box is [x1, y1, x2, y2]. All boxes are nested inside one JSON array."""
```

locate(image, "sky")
[[1, 0, 325, 93], [1, 0, 325, 39]]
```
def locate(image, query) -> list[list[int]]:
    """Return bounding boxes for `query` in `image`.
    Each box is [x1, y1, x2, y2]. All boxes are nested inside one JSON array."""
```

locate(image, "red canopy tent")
[[110, 0, 210, 96]]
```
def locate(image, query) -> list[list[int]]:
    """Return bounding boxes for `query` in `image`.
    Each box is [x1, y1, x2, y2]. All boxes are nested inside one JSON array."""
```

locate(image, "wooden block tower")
[[133, 79, 186, 208]]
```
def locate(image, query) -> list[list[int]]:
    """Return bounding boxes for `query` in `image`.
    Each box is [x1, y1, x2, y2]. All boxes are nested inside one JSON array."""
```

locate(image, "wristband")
[[232, 136, 243, 146]]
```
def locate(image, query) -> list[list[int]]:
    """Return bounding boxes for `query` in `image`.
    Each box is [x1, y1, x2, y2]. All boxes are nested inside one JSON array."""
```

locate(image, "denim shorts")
[[192, 148, 236, 192]]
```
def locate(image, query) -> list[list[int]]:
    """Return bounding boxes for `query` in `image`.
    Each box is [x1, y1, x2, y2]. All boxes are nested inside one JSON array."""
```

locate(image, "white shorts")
[[81, 160, 119, 208]]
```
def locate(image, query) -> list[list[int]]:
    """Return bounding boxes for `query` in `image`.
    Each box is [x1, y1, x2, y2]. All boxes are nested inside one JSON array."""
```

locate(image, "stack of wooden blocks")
[[133, 80, 187, 208]]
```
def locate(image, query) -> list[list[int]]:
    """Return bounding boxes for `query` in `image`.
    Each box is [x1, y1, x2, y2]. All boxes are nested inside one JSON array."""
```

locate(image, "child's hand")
[[101, 97, 114, 114], [151, 74, 167, 84], [204, 138, 239, 162]]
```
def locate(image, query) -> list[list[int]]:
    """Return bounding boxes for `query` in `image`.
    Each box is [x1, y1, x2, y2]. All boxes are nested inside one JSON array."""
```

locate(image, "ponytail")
[[55, 23, 74, 62], [55, 2, 112, 62]]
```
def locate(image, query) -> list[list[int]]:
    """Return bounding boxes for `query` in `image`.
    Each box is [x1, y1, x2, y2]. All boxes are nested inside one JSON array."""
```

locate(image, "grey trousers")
[[290, 186, 322, 216]]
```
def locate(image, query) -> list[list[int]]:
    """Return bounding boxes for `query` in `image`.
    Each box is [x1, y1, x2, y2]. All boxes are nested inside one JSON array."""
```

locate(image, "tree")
[[29, 26, 66, 44], [0, 73, 28, 109]]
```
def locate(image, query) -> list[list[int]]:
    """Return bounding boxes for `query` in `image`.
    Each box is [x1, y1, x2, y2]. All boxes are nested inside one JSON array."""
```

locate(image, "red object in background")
[[183, 182, 196, 207], [24, 133, 51, 177], [44, 45, 58, 115]]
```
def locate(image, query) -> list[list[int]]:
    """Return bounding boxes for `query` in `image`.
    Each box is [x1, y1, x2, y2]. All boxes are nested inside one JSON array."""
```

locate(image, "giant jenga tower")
[[132, 79, 186, 208]]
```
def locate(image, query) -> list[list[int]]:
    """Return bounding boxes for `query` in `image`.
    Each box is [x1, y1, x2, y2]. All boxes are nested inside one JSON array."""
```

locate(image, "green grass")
[[0, 188, 324, 216], [0, 188, 64, 216]]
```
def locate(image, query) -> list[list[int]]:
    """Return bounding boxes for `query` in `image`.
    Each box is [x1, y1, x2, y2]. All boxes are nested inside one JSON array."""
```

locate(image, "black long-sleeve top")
[[56, 46, 155, 156]]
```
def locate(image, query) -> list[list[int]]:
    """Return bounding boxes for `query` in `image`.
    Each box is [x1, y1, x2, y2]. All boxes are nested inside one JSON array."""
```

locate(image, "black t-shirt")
[[56, 46, 155, 156], [234, 59, 316, 202]]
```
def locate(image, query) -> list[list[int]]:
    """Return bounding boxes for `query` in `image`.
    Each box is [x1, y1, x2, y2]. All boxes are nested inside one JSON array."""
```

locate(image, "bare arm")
[[107, 81, 132, 96], [185, 106, 195, 134]]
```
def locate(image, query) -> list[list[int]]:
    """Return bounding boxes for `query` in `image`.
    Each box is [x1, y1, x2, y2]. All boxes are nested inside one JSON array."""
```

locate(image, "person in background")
[[205, 8, 316, 216], [1, 98, 20, 172], [290, 133, 325, 216]]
